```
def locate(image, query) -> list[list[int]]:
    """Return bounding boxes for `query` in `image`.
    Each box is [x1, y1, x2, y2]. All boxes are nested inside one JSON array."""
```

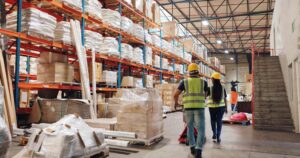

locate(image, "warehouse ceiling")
[[156, 0, 275, 54]]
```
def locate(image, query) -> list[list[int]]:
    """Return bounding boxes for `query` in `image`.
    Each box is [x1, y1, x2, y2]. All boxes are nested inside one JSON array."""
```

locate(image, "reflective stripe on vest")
[[183, 78, 206, 109], [207, 86, 225, 108]]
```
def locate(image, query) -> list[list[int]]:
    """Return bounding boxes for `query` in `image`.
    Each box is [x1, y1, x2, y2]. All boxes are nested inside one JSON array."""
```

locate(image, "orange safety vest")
[[230, 91, 238, 104]]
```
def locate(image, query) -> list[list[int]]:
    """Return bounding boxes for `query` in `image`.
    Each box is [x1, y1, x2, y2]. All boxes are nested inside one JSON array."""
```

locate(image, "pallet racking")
[[1, 0, 225, 109]]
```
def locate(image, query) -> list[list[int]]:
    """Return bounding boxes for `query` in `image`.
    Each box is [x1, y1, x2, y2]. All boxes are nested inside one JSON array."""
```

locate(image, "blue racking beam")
[[117, 3, 122, 88]]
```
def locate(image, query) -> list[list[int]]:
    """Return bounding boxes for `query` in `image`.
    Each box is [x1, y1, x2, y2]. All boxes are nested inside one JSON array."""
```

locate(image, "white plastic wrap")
[[86, 0, 102, 20], [151, 34, 161, 48], [121, 16, 133, 34], [162, 58, 169, 70], [102, 71, 117, 83], [145, 31, 152, 44], [59, 0, 81, 10], [85, 30, 103, 51], [54, 21, 72, 45], [145, 46, 153, 66], [146, 75, 153, 88], [174, 46, 183, 58], [102, 9, 121, 29], [6, 8, 57, 40], [184, 52, 192, 62], [99, 37, 119, 56], [132, 23, 144, 40], [154, 55, 160, 68], [121, 43, 133, 60], [134, 78, 143, 88], [0, 86, 11, 158], [132, 47, 144, 64], [175, 64, 184, 74], [161, 40, 171, 52]]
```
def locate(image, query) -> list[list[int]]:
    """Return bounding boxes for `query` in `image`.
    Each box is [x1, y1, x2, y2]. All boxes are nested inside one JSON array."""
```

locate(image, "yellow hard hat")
[[211, 72, 222, 80], [188, 63, 198, 72]]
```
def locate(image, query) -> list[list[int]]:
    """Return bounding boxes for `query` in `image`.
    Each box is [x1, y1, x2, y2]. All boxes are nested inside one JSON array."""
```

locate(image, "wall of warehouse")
[[270, 0, 300, 133]]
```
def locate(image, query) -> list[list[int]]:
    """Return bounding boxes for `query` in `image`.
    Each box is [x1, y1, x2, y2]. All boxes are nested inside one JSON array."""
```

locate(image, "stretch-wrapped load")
[[59, 0, 81, 10], [175, 64, 184, 74], [121, 43, 133, 60], [145, 46, 153, 65], [99, 37, 119, 56], [162, 58, 169, 70], [121, 16, 133, 34], [155, 83, 183, 111], [134, 78, 143, 88], [132, 47, 144, 64], [151, 34, 161, 48], [101, 71, 117, 83], [154, 55, 160, 68], [162, 40, 171, 52], [54, 21, 72, 45], [145, 31, 152, 44], [116, 88, 163, 139], [133, 23, 144, 40], [174, 46, 183, 58], [86, 0, 102, 20], [85, 30, 103, 51], [102, 9, 121, 28], [146, 75, 153, 88], [7, 8, 57, 40], [122, 76, 135, 87], [184, 52, 192, 62]]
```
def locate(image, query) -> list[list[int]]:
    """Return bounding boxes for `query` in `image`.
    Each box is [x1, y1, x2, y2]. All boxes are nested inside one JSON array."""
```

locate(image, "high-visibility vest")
[[230, 91, 238, 104], [183, 78, 206, 109], [207, 86, 225, 108]]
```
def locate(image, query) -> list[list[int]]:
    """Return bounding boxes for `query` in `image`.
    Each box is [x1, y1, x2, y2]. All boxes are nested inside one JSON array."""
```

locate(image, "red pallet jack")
[[178, 125, 198, 145]]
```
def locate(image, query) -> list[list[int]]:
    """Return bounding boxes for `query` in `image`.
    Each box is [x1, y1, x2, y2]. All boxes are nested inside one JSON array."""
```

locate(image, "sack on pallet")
[[151, 34, 161, 48], [86, 0, 102, 20], [145, 31, 153, 44], [102, 9, 121, 29], [99, 37, 119, 56], [98, 103, 120, 119], [58, 0, 82, 11], [54, 21, 72, 45], [15, 114, 109, 158], [134, 78, 143, 88], [6, 8, 57, 40], [121, 16, 133, 34], [122, 76, 135, 87], [132, 47, 144, 64], [101, 71, 117, 84], [0, 87, 11, 158], [145, 46, 153, 65], [133, 23, 144, 40], [146, 75, 153, 88], [85, 30, 103, 51], [152, 2, 161, 25], [121, 43, 133, 60]]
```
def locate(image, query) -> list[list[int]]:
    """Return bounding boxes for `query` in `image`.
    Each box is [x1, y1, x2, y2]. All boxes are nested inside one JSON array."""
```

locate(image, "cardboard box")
[[122, 76, 135, 87], [39, 52, 68, 64], [19, 90, 30, 108], [74, 62, 102, 83], [132, 0, 143, 13], [162, 21, 177, 37], [152, 2, 161, 24], [37, 62, 74, 83], [182, 39, 194, 52]]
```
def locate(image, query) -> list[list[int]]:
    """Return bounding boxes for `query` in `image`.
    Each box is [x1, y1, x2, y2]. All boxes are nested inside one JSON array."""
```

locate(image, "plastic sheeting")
[[151, 34, 161, 48], [6, 8, 57, 40], [14, 114, 108, 158], [145, 31, 152, 44], [85, 30, 103, 51], [58, 0, 81, 11], [132, 23, 144, 40], [99, 37, 119, 56], [86, 0, 102, 20], [0, 87, 11, 158], [121, 43, 133, 60], [102, 71, 117, 83], [54, 21, 72, 45], [145, 46, 153, 66], [132, 47, 144, 64], [102, 9, 121, 29], [121, 16, 133, 34]]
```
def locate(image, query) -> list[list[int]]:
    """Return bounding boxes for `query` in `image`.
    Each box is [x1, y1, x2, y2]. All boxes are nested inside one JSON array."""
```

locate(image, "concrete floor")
[[8, 110, 300, 158]]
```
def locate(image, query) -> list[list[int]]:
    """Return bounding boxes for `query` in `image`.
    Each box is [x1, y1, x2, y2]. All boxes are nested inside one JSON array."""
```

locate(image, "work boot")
[[217, 138, 221, 143], [212, 135, 217, 142], [194, 149, 202, 158], [190, 147, 195, 155]]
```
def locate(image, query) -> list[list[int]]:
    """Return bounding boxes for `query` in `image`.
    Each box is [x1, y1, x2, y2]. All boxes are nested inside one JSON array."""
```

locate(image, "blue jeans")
[[209, 107, 225, 139], [231, 104, 237, 112], [185, 108, 205, 149]]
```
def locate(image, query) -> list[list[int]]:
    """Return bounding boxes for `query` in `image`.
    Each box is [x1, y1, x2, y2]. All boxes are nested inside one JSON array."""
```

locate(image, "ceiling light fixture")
[[230, 57, 234, 61], [225, 50, 229, 54], [216, 40, 222, 44], [202, 20, 209, 26]]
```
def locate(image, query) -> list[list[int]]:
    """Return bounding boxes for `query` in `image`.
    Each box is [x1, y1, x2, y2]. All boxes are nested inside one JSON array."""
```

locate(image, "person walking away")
[[230, 87, 238, 112], [174, 63, 208, 158], [207, 72, 227, 143]]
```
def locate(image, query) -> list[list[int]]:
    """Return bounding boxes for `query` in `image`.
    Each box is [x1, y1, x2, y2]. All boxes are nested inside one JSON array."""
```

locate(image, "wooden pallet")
[[97, 82, 117, 88], [222, 119, 251, 126], [119, 133, 164, 146]]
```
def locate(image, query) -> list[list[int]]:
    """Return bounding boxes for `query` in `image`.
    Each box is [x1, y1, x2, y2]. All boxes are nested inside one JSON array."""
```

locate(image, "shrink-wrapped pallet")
[[122, 76, 135, 87], [174, 46, 183, 58], [184, 52, 192, 62], [99, 37, 119, 56], [101, 71, 117, 83], [145, 31, 152, 44], [209, 57, 220, 68], [162, 21, 177, 37], [37, 62, 74, 83], [121, 16, 133, 34], [134, 78, 143, 88], [132, 47, 144, 64], [156, 83, 182, 111], [58, 0, 82, 11], [162, 58, 169, 70], [54, 21, 72, 45], [7, 8, 57, 40], [115, 88, 163, 139], [162, 40, 171, 52], [146, 75, 153, 88], [152, 2, 161, 24], [0, 87, 11, 158], [145, 46, 153, 65], [86, 0, 102, 20], [151, 34, 161, 48], [98, 102, 120, 118], [154, 55, 160, 68], [85, 30, 103, 51], [17, 115, 109, 158], [102, 9, 121, 29], [121, 43, 133, 60], [133, 23, 144, 40]]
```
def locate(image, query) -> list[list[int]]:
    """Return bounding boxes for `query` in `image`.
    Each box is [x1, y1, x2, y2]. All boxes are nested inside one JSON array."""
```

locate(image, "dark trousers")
[[209, 107, 225, 138]]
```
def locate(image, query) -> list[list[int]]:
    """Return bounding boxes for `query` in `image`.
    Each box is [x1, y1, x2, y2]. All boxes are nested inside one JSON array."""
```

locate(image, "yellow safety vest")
[[183, 78, 206, 109], [207, 86, 225, 108]]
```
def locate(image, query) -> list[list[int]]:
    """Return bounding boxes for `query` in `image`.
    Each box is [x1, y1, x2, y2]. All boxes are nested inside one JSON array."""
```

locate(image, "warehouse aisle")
[[7, 111, 300, 158]]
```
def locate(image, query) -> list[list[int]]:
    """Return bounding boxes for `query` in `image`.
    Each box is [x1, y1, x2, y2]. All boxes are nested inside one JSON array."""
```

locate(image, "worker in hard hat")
[[174, 63, 208, 158], [207, 72, 227, 143], [230, 87, 238, 113]]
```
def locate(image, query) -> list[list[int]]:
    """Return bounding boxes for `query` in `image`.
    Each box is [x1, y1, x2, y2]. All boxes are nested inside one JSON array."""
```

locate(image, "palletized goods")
[[54, 21, 72, 45], [133, 23, 144, 40], [85, 0, 102, 20], [145, 46, 153, 65], [133, 47, 144, 64], [102, 9, 121, 28], [101, 71, 117, 83], [85, 30, 103, 51], [121, 43, 133, 60], [99, 37, 119, 56], [151, 34, 161, 48], [121, 16, 133, 34]]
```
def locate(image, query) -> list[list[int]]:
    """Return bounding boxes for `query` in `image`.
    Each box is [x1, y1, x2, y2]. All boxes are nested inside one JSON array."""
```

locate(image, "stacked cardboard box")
[[162, 21, 177, 37], [101, 71, 117, 83], [155, 83, 182, 111], [115, 89, 163, 139], [152, 2, 161, 25], [121, 76, 135, 87], [37, 52, 74, 83], [146, 75, 154, 88], [209, 57, 221, 68], [220, 65, 226, 74], [74, 62, 102, 83], [98, 98, 121, 118], [143, 0, 153, 19]]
